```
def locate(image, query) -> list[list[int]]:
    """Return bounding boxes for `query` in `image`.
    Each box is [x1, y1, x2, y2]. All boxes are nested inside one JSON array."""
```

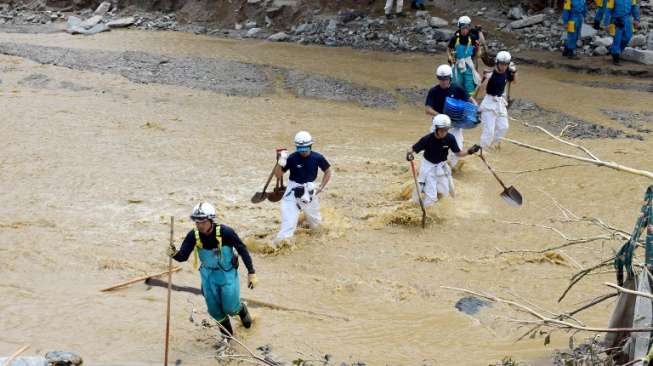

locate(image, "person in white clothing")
[[384, 0, 405, 19], [406, 115, 480, 207], [274, 131, 332, 243], [479, 50, 518, 149]]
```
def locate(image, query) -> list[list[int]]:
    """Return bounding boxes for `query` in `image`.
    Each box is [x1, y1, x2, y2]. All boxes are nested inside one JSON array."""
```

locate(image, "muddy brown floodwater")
[[0, 30, 652, 366]]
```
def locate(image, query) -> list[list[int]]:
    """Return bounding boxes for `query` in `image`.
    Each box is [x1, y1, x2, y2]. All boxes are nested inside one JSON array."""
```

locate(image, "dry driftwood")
[[99, 266, 182, 292], [501, 137, 653, 180], [2, 344, 29, 366]]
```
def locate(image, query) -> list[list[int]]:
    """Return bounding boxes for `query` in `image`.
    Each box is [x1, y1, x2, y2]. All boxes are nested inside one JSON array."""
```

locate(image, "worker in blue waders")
[[447, 16, 482, 97], [561, 0, 587, 59], [603, 0, 640, 65], [168, 202, 257, 351]]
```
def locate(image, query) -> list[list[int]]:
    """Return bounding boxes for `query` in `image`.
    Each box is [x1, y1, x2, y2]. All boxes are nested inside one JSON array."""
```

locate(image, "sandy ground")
[[0, 30, 652, 366]]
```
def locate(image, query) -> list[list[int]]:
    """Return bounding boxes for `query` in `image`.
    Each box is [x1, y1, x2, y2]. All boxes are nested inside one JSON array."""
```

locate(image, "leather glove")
[[406, 151, 415, 161], [593, 19, 601, 30], [467, 144, 481, 155], [508, 62, 517, 73], [167, 245, 176, 258], [277, 149, 289, 167], [248, 273, 258, 289]]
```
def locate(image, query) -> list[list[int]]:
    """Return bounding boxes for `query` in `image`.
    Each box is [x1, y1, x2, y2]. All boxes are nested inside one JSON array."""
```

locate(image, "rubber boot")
[[612, 53, 621, 66], [239, 302, 252, 328], [567, 49, 580, 60], [562, 47, 570, 57]]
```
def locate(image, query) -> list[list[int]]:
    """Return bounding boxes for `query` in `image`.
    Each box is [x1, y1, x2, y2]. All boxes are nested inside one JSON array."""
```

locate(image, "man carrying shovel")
[[406, 115, 480, 207], [273, 130, 332, 245], [168, 202, 257, 352]]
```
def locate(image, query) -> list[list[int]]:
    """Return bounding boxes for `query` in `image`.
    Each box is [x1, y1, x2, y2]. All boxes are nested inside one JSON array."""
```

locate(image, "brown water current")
[[1, 30, 652, 366]]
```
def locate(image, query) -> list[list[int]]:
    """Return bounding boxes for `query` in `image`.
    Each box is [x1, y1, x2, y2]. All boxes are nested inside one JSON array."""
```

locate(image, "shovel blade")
[[266, 187, 285, 202], [251, 192, 267, 204], [500, 186, 523, 207]]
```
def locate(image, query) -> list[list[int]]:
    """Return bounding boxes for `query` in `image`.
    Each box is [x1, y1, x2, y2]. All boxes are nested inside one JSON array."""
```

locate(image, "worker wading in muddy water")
[[479, 51, 518, 150], [274, 131, 332, 245], [168, 202, 257, 352], [406, 115, 481, 207], [425, 64, 477, 172], [448, 16, 482, 97]]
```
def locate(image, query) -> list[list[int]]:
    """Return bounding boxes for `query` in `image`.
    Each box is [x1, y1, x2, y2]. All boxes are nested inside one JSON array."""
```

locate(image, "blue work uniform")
[[604, 0, 640, 56], [562, 0, 587, 52], [448, 31, 479, 96], [173, 224, 255, 323]]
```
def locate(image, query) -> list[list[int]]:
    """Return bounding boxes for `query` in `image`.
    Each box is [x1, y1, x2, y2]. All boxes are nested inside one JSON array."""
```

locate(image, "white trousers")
[[479, 94, 509, 149], [276, 181, 322, 241], [385, 0, 403, 14], [448, 127, 464, 168], [412, 160, 454, 207]]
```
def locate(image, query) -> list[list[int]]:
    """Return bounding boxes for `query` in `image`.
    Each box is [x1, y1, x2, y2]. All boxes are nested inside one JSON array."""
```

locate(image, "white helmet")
[[457, 16, 471, 28], [190, 202, 216, 222], [432, 114, 452, 129], [496, 50, 512, 64], [294, 131, 313, 152], [435, 64, 452, 78]]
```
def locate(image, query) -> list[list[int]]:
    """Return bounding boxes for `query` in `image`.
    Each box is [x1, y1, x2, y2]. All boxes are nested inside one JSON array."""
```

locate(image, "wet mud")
[[510, 99, 644, 140], [601, 109, 653, 134]]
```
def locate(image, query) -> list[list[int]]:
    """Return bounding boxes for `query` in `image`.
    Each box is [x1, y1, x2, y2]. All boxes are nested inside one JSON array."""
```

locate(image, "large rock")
[[429, 16, 448, 28], [67, 15, 82, 28], [68, 22, 109, 35], [621, 47, 653, 64], [593, 45, 609, 55], [580, 23, 597, 40], [45, 351, 82, 366], [267, 32, 288, 41], [94, 1, 111, 16], [432, 28, 455, 41], [508, 6, 524, 20], [509, 14, 546, 29], [648, 31, 653, 50], [629, 34, 647, 48], [415, 10, 429, 18], [0, 357, 46, 366], [246, 27, 262, 37], [592, 36, 613, 47], [79, 15, 103, 29], [106, 17, 135, 28]]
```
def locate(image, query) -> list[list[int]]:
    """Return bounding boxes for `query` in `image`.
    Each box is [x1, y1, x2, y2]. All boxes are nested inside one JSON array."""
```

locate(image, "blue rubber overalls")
[[193, 226, 242, 323], [451, 32, 479, 96], [604, 0, 640, 56], [562, 0, 587, 52]]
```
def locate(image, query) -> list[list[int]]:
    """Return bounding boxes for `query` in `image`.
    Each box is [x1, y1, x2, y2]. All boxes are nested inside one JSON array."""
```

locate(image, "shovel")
[[267, 175, 285, 202], [251, 163, 277, 204], [409, 158, 427, 228], [478, 150, 523, 207]]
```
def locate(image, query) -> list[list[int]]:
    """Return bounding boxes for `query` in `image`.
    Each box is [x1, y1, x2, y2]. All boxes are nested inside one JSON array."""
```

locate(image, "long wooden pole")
[[2, 344, 29, 366], [99, 267, 181, 292], [164, 216, 174, 366], [501, 137, 653, 180]]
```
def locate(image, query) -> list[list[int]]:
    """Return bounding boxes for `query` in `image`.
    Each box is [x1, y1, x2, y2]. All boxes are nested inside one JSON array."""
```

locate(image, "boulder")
[[67, 15, 82, 28], [429, 16, 448, 28], [294, 23, 310, 34], [580, 23, 597, 40], [45, 351, 83, 366], [592, 36, 613, 47], [415, 10, 429, 18], [648, 30, 653, 50], [93, 1, 111, 16], [593, 45, 609, 55], [246, 27, 262, 37], [79, 15, 102, 29], [106, 16, 135, 28], [267, 31, 288, 41], [68, 22, 109, 35], [508, 6, 524, 20], [621, 47, 653, 64], [509, 14, 546, 29], [629, 34, 647, 48], [244, 20, 257, 29], [326, 19, 337, 33], [432, 28, 455, 41]]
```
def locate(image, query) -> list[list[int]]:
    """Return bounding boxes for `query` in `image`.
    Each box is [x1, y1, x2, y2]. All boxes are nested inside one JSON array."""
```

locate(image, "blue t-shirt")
[[282, 151, 331, 184]]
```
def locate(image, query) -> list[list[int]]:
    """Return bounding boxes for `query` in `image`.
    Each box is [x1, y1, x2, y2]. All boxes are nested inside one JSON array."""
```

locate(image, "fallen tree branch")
[[501, 137, 653, 180], [2, 344, 29, 366], [525, 123, 600, 161], [605, 282, 653, 300], [495, 163, 582, 175]]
